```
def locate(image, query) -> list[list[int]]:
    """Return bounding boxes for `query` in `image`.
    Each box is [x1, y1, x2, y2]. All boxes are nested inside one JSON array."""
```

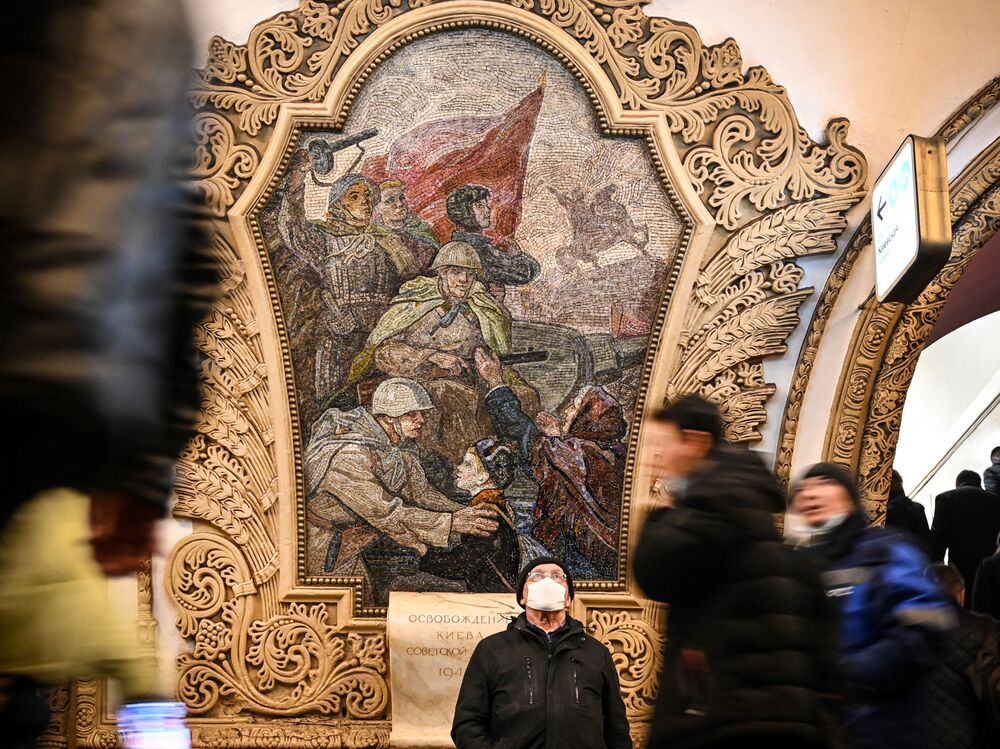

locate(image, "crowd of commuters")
[[2, 6, 997, 748], [453, 392, 1000, 749]]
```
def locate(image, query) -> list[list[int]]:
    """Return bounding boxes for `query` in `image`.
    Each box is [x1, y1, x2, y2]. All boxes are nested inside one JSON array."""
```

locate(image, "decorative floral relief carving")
[[191, 724, 390, 748], [938, 75, 1000, 142], [588, 605, 664, 721], [823, 302, 903, 473], [194, 0, 398, 137], [173, 233, 281, 594], [168, 533, 388, 719], [72, 678, 122, 748], [194, 113, 261, 217], [668, 192, 862, 442], [37, 682, 71, 749], [776, 77, 1000, 488]]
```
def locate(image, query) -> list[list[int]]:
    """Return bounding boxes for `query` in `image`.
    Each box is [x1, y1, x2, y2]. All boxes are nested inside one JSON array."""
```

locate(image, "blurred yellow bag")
[[0, 488, 154, 698]]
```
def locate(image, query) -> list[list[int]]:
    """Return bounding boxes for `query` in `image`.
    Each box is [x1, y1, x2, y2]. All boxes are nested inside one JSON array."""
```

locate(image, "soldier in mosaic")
[[374, 179, 440, 272], [348, 241, 539, 461], [304, 377, 499, 604], [446, 184, 540, 298], [275, 152, 421, 432]]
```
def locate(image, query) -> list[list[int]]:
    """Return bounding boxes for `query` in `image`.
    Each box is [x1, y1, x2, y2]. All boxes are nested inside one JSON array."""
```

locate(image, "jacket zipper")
[[525, 657, 534, 705], [572, 658, 580, 704]]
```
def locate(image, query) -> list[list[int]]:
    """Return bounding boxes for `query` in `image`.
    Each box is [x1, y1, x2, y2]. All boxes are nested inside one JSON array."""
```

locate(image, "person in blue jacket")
[[788, 462, 956, 749]]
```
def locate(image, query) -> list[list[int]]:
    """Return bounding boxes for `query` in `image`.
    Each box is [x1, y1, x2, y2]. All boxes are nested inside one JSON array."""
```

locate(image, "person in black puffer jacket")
[[452, 556, 632, 749], [0, 4, 217, 744], [926, 563, 1000, 749], [633, 395, 842, 749], [0, 1, 217, 527]]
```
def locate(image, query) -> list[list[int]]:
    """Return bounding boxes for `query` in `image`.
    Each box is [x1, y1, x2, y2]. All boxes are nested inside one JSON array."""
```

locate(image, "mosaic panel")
[[256, 30, 684, 607]]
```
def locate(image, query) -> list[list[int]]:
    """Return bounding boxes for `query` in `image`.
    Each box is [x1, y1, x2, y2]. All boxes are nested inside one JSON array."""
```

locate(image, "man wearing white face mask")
[[452, 556, 632, 749]]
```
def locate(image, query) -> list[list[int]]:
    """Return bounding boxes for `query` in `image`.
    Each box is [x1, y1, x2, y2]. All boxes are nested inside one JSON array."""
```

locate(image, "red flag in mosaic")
[[364, 80, 545, 241]]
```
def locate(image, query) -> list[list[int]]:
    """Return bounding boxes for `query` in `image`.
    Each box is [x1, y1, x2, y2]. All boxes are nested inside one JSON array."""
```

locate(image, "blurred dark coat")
[[633, 444, 840, 749], [0, 0, 216, 525], [803, 512, 954, 749], [927, 604, 1000, 749], [886, 488, 933, 557], [484, 385, 625, 576], [933, 486, 1000, 603], [986, 463, 1000, 496], [973, 554, 1000, 620]]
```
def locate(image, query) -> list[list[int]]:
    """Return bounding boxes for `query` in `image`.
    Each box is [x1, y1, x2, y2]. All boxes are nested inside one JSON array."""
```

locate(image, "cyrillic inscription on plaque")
[[387, 592, 520, 747]]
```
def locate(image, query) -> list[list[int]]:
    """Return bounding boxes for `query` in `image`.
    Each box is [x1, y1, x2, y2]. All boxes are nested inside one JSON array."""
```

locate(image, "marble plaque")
[[388, 592, 522, 747]]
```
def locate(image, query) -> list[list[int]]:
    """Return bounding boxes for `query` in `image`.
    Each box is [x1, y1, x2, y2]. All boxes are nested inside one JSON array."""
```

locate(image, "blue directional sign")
[[871, 135, 951, 304]]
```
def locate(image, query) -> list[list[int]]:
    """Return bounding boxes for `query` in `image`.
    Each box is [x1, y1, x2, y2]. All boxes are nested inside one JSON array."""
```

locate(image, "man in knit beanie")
[[513, 556, 575, 607], [789, 462, 954, 749], [452, 556, 630, 749]]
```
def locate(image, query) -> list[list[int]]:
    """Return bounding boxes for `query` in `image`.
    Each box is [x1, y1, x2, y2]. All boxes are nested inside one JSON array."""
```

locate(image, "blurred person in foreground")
[[933, 469, 1000, 607], [633, 395, 840, 749], [451, 556, 631, 749], [925, 562, 1000, 749], [788, 463, 955, 749], [0, 1, 217, 746]]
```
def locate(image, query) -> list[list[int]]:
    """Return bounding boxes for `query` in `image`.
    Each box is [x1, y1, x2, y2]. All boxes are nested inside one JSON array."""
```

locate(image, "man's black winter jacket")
[[927, 605, 1000, 749], [633, 444, 840, 748], [452, 613, 632, 749]]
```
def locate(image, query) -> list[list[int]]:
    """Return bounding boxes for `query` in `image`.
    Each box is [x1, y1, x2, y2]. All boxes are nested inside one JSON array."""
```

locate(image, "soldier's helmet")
[[430, 241, 483, 274], [371, 378, 434, 418]]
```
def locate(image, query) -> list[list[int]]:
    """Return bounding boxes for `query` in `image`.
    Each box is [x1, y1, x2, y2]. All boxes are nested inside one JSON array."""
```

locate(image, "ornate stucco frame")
[[60, 1, 867, 746], [776, 77, 1000, 520], [224, 4, 712, 614]]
